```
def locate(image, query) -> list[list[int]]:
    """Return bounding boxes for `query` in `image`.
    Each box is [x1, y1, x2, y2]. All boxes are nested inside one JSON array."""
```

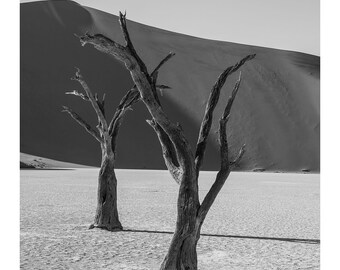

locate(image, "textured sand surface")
[[21, 169, 319, 269], [20, 1, 319, 172]]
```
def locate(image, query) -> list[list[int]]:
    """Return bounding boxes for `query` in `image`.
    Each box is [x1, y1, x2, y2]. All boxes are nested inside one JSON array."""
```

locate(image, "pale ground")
[[20, 169, 319, 269]]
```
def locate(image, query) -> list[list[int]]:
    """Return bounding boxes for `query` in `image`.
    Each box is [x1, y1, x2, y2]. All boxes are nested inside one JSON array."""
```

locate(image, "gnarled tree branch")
[[107, 52, 174, 155], [79, 33, 129, 65], [194, 55, 255, 174], [198, 74, 246, 222], [65, 90, 89, 101], [107, 51, 175, 135], [110, 106, 132, 154], [152, 52, 176, 75], [221, 72, 242, 121], [118, 12, 151, 78], [147, 119, 182, 184], [230, 144, 246, 169], [71, 68, 108, 133], [95, 93, 106, 117], [62, 106, 102, 143], [108, 88, 136, 136]]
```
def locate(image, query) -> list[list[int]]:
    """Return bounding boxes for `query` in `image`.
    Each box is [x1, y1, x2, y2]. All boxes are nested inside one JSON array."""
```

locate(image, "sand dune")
[[20, 152, 90, 169], [20, 0, 320, 172]]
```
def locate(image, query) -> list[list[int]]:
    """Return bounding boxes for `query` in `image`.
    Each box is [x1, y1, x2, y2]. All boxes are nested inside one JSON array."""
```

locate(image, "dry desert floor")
[[20, 169, 319, 269]]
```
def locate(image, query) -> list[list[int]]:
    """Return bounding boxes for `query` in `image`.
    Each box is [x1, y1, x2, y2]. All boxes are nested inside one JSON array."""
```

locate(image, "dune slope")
[[20, 153, 89, 169], [20, 0, 320, 172]]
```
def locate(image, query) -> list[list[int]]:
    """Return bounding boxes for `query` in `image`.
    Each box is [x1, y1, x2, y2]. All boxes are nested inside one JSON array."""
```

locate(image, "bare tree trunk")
[[92, 152, 122, 231], [160, 172, 200, 270], [161, 231, 198, 270]]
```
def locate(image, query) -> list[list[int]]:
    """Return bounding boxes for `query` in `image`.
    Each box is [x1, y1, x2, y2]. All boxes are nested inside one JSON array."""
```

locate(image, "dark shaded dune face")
[[20, 0, 218, 169], [20, 1, 320, 172]]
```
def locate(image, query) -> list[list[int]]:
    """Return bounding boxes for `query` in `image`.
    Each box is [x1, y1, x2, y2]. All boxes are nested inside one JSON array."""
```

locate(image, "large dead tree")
[[62, 64, 171, 231], [78, 13, 255, 269]]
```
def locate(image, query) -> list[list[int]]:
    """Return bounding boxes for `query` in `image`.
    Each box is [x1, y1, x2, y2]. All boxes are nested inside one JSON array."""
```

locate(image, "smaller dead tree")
[[63, 68, 129, 231], [78, 12, 255, 269], [63, 60, 172, 231]]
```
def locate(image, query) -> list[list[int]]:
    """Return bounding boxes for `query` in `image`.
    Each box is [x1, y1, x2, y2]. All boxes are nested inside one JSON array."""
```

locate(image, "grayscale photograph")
[[19, 0, 320, 269]]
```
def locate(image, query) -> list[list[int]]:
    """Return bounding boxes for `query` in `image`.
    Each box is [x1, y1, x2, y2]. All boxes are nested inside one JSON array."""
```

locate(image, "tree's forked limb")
[[194, 55, 255, 174], [198, 73, 248, 222]]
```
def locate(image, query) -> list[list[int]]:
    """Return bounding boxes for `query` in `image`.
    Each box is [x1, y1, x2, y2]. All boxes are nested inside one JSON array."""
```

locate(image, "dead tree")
[[78, 12, 255, 269], [63, 65, 171, 231]]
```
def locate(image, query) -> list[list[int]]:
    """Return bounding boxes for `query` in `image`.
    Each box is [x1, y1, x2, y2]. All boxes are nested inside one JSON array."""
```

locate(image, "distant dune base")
[[20, 153, 90, 169], [20, 1, 320, 172]]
